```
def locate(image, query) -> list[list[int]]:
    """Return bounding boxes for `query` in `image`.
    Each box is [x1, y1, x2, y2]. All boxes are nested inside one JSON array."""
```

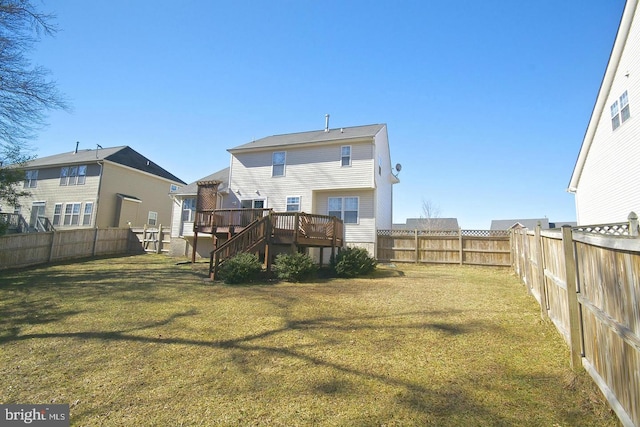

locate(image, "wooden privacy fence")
[[512, 218, 640, 427], [0, 228, 144, 270], [377, 229, 511, 266]]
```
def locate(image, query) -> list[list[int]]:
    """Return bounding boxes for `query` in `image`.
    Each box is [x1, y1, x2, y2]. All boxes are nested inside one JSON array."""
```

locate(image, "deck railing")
[[209, 212, 344, 279], [271, 212, 343, 244], [194, 208, 272, 233], [0, 213, 29, 234], [210, 216, 270, 278]]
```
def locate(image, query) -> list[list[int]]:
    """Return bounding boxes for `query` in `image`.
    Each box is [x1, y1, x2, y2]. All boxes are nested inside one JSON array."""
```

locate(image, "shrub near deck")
[[0, 255, 618, 426]]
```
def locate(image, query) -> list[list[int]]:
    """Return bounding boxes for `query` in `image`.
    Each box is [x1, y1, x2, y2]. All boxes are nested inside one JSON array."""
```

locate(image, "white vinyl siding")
[[230, 141, 375, 214], [372, 128, 394, 230], [228, 125, 393, 255]]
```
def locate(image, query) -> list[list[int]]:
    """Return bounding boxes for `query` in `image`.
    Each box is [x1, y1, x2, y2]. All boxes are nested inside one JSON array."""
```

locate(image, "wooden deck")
[[195, 209, 343, 246], [194, 209, 344, 279]]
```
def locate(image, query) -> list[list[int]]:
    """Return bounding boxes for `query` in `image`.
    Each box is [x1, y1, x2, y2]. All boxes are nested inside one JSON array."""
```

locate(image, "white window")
[[182, 198, 196, 222], [328, 196, 359, 224], [60, 165, 87, 186], [241, 199, 265, 209], [148, 211, 158, 226], [63, 203, 81, 225], [341, 146, 351, 167], [77, 165, 87, 185], [272, 151, 286, 177], [69, 166, 78, 185], [611, 100, 620, 130], [170, 184, 179, 192], [286, 196, 300, 212], [82, 202, 93, 226], [60, 167, 69, 185], [53, 203, 62, 226], [24, 170, 38, 188], [611, 90, 631, 130], [620, 90, 631, 123]]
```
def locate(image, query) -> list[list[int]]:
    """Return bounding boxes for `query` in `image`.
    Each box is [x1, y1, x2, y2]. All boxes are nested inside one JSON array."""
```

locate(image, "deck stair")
[[207, 211, 343, 280]]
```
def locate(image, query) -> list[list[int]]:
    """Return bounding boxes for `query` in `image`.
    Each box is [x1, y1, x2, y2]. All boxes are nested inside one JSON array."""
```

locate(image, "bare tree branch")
[[0, 0, 69, 209], [420, 199, 441, 232]]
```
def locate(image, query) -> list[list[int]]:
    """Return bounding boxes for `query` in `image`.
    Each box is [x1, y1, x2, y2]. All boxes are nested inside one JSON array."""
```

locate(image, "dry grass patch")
[[0, 254, 618, 426]]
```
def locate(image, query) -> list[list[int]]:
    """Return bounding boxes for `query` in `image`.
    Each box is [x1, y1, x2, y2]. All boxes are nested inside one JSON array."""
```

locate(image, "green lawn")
[[0, 254, 618, 426]]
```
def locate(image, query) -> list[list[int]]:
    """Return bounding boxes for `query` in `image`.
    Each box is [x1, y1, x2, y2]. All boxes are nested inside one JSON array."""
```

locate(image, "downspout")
[[95, 161, 103, 228]]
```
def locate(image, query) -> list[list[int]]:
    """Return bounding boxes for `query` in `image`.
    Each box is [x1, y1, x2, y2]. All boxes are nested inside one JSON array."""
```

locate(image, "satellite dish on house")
[[395, 163, 402, 172]]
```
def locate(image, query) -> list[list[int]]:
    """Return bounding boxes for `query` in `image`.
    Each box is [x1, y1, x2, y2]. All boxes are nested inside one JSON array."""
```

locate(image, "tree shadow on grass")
[[0, 304, 512, 424], [0, 257, 610, 425]]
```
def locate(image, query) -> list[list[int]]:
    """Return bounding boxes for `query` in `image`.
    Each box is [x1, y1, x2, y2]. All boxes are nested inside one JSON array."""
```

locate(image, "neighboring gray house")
[[393, 218, 460, 231], [490, 219, 577, 230], [490, 219, 550, 230]]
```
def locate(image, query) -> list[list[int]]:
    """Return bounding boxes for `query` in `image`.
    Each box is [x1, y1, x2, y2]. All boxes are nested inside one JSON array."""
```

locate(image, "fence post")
[[48, 230, 56, 263], [414, 229, 419, 263], [534, 224, 548, 320], [92, 227, 99, 257], [458, 228, 463, 266], [157, 224, 163, 254], [628, 211, 639, 237], [561, 225, 583, 370]]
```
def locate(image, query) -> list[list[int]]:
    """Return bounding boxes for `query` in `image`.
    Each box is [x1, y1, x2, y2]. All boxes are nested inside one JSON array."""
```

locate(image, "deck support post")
[[264, 214, 272, 275], [192, 230, 198, 264]]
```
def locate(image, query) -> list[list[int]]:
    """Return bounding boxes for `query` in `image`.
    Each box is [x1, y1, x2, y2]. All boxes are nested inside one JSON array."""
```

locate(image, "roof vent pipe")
[[325, 114, 330, 132], [74, 141, 79, 154]]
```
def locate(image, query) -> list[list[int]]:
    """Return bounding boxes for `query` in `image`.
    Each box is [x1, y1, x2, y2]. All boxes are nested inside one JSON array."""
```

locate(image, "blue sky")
[[30, 0, 625, 229]]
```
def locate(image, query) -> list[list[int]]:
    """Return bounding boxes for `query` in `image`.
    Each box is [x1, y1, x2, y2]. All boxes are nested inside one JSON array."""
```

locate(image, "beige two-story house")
[[15, 145, 185, 231], [170, 123, 400, 259]]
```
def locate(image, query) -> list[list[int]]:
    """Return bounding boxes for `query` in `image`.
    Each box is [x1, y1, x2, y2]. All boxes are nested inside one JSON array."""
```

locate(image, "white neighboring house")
[[569, 0, 640, 225], [169, 123, 400, 259]]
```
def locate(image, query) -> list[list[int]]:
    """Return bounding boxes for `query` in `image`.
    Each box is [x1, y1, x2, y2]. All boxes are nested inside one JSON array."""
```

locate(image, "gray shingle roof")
[[172, 167, 230, 196], [229, 124, 386, 152], [24, 146, 186, 185], [25, 146, 125, 166]]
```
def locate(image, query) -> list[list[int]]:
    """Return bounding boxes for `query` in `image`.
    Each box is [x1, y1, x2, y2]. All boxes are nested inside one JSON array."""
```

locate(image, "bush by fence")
[[512, 216, 640, 427]]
